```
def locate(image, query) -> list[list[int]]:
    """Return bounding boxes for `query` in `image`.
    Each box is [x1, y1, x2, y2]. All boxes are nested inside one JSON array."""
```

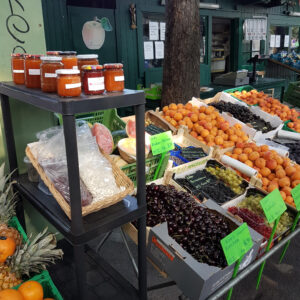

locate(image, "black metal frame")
[[0, 82, 147, 300]]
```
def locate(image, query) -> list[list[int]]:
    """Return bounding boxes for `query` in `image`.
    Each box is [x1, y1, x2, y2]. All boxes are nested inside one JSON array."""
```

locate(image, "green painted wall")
[[0, 0, 58, 237]]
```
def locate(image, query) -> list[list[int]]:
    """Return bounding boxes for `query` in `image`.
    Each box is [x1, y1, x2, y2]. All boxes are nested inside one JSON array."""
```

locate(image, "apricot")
[[201, 129, 209, 138], [285, 166, 296, 177], [292, 180, 300, 188], [268, 173, 276, 181], [260, 167, 271, 177], [233, 148, 243, 155], [278, 177, 291, 188], [243, 147, 253, 154], [214, 136, 224, 145], [255, 158, 266, 169], [291, 172, 300, 181], [280, 191, 287, 201], [266, 159, 277, 170], [238, 153, 248, 163], [281, 186, 292, 196], [248, 151, 260, 161], [285, 196, 294, 205], [268, 183, 278, 193], [245, 160, 253, 167], [276, 169, 286, 179]]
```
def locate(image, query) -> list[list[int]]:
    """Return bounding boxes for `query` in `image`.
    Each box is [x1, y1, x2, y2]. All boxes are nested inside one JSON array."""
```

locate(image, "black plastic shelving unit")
[[0, 82, 147, 300]]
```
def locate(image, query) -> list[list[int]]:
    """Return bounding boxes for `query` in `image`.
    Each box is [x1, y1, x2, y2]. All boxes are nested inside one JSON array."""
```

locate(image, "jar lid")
[[56, 69, 80, 75], [25, 54, 41, 59], [41, 56, 62, 61], [77, 54, 98, 59], [11, 53, 25, 58], [59, 51, 77, 56], [46, 51, 61, 55], [104, 63, 123, 69], [81, 64, 103, 70]]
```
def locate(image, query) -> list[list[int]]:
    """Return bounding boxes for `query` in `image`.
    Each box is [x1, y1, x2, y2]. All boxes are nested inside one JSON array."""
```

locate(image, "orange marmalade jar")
[[77, 54, 99, 73], [46, 51, 61, 56], [59, 51, 78, 69], [40, 56, 63, 93], [24, 55, 42, 89], [56, 69, 81, 97], [11, 53, 25, 84], [104, 63, 124, 92]]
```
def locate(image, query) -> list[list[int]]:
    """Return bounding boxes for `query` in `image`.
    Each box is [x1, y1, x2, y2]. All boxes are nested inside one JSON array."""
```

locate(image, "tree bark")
[[161, 0, 200, 106]]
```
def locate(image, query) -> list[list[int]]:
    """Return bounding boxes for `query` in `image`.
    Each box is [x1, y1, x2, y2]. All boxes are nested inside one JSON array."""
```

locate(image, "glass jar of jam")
[[40, 56, 63, 93], [11, 53, 25, 84], [82, 65, 104, 95], [77, 54, 99, 73], [104, 63, 124, 92], [56, 69, 81, 97], [24, 55, 42, 89], [59, 51, 78, 69], [46, 51, 61, 56]]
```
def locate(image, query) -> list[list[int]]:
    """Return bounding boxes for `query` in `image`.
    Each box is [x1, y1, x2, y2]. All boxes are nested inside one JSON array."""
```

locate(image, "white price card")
[[270, 35, 276, 47], [144, 41, 154, 60], [284, 35, 290, 48], [275, 35, 281, 48], [155, 41, 164, 59], [149, 21, 159, 40], [160, 22, 166, 41]]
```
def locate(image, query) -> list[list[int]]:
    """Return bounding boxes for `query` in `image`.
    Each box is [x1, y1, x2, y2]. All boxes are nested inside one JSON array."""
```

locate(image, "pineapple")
[[0, 163, 21, 246], [0, 228, 63, 290]]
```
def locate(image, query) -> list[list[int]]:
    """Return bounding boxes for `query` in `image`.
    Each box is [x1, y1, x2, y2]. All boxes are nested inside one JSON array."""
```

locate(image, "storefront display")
[[82, 65, 105, 95], [56, 69, 81, 97], [11, 54, 25, 85], [24, 55, 42, 89], [40, 56, 63, 92], [104, 63, 125, 92]]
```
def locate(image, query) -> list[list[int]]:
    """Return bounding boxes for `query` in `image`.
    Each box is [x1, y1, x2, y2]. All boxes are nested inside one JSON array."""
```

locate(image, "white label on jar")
[[65, 82, 81, 89], [13, 70, 24, 73], [28, 69, 40, 75], [45, 73, 57, 78], [114, 75, 124, 82], [88, 77, 104, 91], [73, 66, 78, 70]]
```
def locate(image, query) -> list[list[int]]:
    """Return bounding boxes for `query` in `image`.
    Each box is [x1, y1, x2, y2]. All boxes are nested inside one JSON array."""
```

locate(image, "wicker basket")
[[26, 146, 134, 219]]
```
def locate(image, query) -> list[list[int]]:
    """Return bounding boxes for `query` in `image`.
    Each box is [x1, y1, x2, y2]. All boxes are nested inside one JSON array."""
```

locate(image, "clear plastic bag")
[[30, 122, 123, 206]]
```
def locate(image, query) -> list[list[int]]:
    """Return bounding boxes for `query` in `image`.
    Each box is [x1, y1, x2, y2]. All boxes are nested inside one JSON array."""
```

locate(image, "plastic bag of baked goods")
[[30, 122, 124, 206]]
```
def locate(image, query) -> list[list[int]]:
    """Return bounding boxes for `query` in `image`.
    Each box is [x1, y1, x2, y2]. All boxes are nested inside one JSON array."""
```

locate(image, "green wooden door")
[[68, 6, 117, 63]]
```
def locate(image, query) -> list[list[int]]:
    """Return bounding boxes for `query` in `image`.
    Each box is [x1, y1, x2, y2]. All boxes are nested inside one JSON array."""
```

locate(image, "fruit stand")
[[0, 82, 148, 300]]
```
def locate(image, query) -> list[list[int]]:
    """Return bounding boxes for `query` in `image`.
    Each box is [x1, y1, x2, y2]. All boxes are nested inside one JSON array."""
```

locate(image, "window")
[[269, 25, 289, 54]]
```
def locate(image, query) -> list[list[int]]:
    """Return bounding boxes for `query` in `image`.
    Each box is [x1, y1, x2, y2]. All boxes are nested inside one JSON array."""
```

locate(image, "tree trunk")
[[161, 0, 200, 106]]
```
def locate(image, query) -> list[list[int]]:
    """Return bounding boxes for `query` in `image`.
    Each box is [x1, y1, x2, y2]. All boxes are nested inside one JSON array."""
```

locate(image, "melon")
[[126, 119, 136, 138], [92, 123, 114, 154]]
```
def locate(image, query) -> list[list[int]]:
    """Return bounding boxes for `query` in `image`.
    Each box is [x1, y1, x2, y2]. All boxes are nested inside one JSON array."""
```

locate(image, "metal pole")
[[207, 227, 300, 300], [135, 103, 147, 300], [62, 115, 86, 299]]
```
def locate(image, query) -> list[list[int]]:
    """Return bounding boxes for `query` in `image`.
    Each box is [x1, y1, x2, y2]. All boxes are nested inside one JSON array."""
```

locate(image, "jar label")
[[115, 76, 124, 82], [45, 73, 57, 78], [73, 66, 79, 70], [65, 82, 81, 89], [13, 70, 24, 73], [28, 69, 40, 75], [88, 77, 105, 91]]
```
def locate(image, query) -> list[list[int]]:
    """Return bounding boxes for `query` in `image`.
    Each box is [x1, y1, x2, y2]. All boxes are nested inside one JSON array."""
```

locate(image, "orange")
[[0, 289, 24, 300], [18, 281, 43, 300]]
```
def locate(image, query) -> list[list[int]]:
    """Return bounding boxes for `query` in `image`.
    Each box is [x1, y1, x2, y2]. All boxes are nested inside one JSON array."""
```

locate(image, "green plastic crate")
[[8, 216, 28, 242], [55, 108, 126, 132], [282, 119, 300, 133], [283, 81, 300, 108], [121, 152, 170, 186], [224, 85, 258, 106], [13, 270, 63, 300]]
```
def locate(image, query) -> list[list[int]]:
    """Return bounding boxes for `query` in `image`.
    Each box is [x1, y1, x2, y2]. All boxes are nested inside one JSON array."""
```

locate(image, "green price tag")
[[150, 131, 174, 156], [291, 184, 300, 211], [221, 223, 253, 266], [260, 189, 287, 224]]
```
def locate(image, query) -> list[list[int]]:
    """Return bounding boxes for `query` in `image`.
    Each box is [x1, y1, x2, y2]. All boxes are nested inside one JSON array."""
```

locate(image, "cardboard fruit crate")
[[147, 199, 263, 300]]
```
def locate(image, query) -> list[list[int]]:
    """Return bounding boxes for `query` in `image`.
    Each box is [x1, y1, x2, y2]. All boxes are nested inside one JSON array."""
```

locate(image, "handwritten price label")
[[291, 184, 300, 211], [221, 223, 253, 266], [150, 131, 174, 155], [260, 189, 287, 224]]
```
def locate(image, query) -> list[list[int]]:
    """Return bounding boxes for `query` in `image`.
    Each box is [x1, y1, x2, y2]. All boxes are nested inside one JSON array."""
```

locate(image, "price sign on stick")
[[291, 184, 300, 211], [150, 131, 174, 156], [279, 185, 300, 263], [260, 189, 287, 223], [221, 223, 253, 266], [221, 223, 253, 300], [257, 189, 286, 289]]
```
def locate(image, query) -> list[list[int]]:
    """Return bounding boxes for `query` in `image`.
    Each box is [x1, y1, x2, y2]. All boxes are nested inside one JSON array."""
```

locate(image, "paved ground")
[[49, 228, 300, 300]]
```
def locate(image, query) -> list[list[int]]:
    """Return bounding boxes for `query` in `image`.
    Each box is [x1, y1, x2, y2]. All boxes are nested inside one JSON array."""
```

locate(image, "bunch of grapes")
[[145, 183, 235, 268], [206, 166, 245, 195]]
